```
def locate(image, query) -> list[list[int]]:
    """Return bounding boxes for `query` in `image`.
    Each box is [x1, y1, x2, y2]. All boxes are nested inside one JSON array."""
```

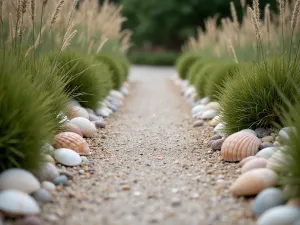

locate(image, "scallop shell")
[[267, 150, 292, 172], [230, 168, 277, 196], [62, 122, 83, 137], [69, 117, 97, 138], [221, 131, 261, 162], [241, 158, 268, 173], [53, 132, 90, 155]]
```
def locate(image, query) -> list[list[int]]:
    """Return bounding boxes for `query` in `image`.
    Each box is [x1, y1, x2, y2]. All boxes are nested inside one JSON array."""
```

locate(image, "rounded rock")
[[261, 136, 274, 142], [0, 169, 40, 194], [256, 147, 277, 159], [17, 215, 41, 225], [259, 142, 274, 150], [211, 139, 224, 151], [252, 188, 285, 217], [201, 109, 218, 120], [241, 158, 268, 173], [54, 148, 82, 167], [32, 188, 53, 203], [69, 117, 97, 138], [38, 163, 60, 182], [41, 181, 56, 192], [93, 120, 106, 129], [193, 120, 204, 127], [257, 206, 300, 225], [88, 113, 99, 122], [255, 128, 270, 138], [52, 175, 68, 186]]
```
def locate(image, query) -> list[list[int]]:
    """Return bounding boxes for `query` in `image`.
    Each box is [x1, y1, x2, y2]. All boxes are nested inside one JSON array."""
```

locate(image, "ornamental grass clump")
[[53, 51, 113, 110], [219, 59, 300, 134], [186, 58, 209, 85], [175, 52, 201, 80], [95, 53, 125, 90]]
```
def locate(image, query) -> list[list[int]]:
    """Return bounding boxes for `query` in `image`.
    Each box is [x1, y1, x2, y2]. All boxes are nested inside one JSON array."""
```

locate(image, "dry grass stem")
[[240, 0, 246, 8], [9, 13, 15, 42], [292, 0, 300, 31], [230, 2, 239, 28], [227, 39, 239, 63], [50, 0, 65, 26], [30, 0, 35, 23], [250, 7, 262, 42], [61, 29, 77, 51], [96, 37, 108, 53], [278, 0, 285, 24], [21, 0, 28, 14], [253, 0, 260, 22], [264, 4, 271, 34]]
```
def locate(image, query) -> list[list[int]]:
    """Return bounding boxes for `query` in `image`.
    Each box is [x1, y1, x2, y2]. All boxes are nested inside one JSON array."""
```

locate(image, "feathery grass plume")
[[230, 2, 239, 29], [240, 0, 246, 8], [227, 39, 239, 63], [63, 22, 75, 42], [253, 0, 260, 22], [8, 13, 15, 42], [250, 7, 262, 42], [278, 0, 285, 24], [21, 0, 27, 14], [43, 0, 48, 6], [16, 0, 21, 22], [264, 4, 271, 34], [30, 0, 35, 23], [61, 29, 77, 51], [291, 0, 300, 33], [50, 0, 65, 26], [96, 37, 108, 53]]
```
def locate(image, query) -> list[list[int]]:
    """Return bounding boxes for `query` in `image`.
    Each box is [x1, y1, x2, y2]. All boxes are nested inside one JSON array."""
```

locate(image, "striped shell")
[[267, 150, 292, 172], [62, 122, 83, 137], [230, 168, 277, 196], [53, 132, 90, 155], [221, 131, 261, 162]]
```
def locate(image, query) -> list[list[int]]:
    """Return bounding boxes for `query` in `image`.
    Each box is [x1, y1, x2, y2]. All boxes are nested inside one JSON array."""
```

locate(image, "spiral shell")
[[267, 149, 292, 172], [221, 131, 261, 162], [53, 132, 90, 155], [62, 122, 83, 137]]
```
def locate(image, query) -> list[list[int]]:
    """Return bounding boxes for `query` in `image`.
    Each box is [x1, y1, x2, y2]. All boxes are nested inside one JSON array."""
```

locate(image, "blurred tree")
[[121, 0, 277, 50]]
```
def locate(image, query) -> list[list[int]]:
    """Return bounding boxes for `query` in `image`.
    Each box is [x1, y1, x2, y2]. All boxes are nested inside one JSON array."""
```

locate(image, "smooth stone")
[[85, 108, 95, 115], [69, 117, 97, 137], [54, 148, 82, 166], [17, 215, 41, 225], [241, 129, 257, 136], [109, 104, 118, 112], [238, 156, 258, 167], [211, 139, 224, 151], [279, 127, 296, 141], [96, 108, 110, 117], [88, 113, 99, 122], [69, 106, 89, 119], [41, 143, 55, 154], [288, 198, 300, 208], [120, 87, 129, 96], [214, 123, 226, 136], [201, 109, 218, 119], [259, 142, 274, 150], [205, 102, 220, 111], [38, 163, 60, 181], [0, 169, 40, 194], [256, 147, 277, 159], [193, 120, 204, 127], [199, 97, 210, 105], [32, 188, 53, 203], [80, 156, 89, 165], [93, 120, 106, 129], [58, 169, 74, 180], [67, 99, 80, 107], [252, 188, 285, 217], [209, 135, 222, 141], [209, 115, 221, 126], [257, 206, 300, 225], [43, 154, 55, 164], [0, 190, 40, 215], [79, 170, 85, 174], [52, 175, 68, 186], [262, 136, 274, 142], [110, 90, 124, 100], [255, 128, 270, 138], [241, 158, 268, 173], [41, 181, 56, 192], [273, 141, 281, 147], [191, 104, 205, 115]]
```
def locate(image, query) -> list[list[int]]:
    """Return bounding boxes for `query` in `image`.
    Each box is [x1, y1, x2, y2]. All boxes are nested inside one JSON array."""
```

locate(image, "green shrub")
[[117, 55, 131, 79], [95, 53, 124, 90], [204, 62, 239, 101], [53, 51, 113, 110], [219, 59, 300, 134], [187, 58, 211, 85], [0, 55, 60, 172], [175, 52, 201, 80], [129, 51, 180, 66], [194, 61, 217, 98]]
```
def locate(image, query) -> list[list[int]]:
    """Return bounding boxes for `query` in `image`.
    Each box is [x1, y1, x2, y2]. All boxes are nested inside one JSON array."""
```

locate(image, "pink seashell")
[[62, 122, 83, 137], [53, 132, 90, 155], [238, 156, 258, 167], [241, 158, 268, 173], [230, 168, 277, 196], [221, 131, 261, 162]]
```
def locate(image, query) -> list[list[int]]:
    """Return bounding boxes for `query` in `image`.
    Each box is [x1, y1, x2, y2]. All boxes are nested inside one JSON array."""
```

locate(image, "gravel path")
[[41, 66, 255, 225]]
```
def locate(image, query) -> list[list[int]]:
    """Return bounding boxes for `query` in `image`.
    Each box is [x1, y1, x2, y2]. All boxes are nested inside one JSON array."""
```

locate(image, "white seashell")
[[257, 206, 300, 225], [221, 131, 261, 162], [267, 149, 292, 172], [54, 148, 82, 166], [70, 117, 97, 138], [205, 102, 220, 111], [38, 162, 60, 181], [67, 99, 81, 107], [0, 190, 40, 215], [209, 115, 221, 126], [230, 168, 277, 196], [199, 97, 210, 105], [69, 106, 89, 119], [0, 169, 40, 194], [201, 109, 218, 120], [256, 147, 277, 159], [214, 123, 226, 136], [241, 158, 268, 173]]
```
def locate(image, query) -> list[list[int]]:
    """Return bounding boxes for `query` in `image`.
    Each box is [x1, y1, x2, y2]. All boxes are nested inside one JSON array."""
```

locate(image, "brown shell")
[[53, 132, 90, 155], [221, 131, 261, 162], [62, 122, 83, 137]]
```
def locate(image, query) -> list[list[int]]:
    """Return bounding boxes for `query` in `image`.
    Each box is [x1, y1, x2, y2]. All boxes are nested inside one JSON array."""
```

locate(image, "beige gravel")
[[39, 66, 255, 225]]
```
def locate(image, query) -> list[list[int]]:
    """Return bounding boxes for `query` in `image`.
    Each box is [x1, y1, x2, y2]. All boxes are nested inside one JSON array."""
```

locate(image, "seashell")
[[38, 162, 59, 181], [214, 123, 226, 136], [221, 131, 261, 162], [69, 106, 89, 119], [241, 158, 268, 173], [62, 122, 82, 137], [238, 156, 258, 167], [267, 149, 292, 172], [205, 102, 220, 111], [256, 147, 277, 159], [54, 148, 82, 166], [70, 117, 97, 138], [0, 190, 40, 215], [53, 132, 90, 155], [0, 169, 40, 194], [209, 115, 221, 126], [230, 168, 277, 196]]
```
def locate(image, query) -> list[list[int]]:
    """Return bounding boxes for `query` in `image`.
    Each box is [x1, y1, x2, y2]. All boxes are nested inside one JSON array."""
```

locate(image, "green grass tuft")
[[219, 59, 300, 134], [175, 52, 201, 80], [194, 62, 217, 98], [186, 58, 208, 85]]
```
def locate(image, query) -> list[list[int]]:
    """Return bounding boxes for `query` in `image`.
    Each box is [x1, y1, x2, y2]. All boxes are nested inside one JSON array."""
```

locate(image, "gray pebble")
[[89, 113, 99, 122], [211, 139, 224, 151], [41, 181, 56, 192], [193, 120, 203, 127], [79, 169, 85, 174], [209, 135, 222, 141], [171, 197, 181, 207], [94, 120, 106, 129], [255, 128, 270, 138], [52, 175, 68, 186], [58, 169, 74, 180], [257, 206, 300, 225], [32, 188, 53, 203], [17, 215, 41, 225], [259, 142, 274, 150]]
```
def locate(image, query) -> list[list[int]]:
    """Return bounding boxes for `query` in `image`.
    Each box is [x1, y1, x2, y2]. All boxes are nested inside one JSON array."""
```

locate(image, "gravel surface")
[[40, 66, 255, 225]]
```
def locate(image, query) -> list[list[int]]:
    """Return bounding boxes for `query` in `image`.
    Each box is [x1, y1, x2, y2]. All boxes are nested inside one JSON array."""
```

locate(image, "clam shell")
[[267, 150, 292, 172], [221, 131, 261, 162], [241, 158, 268, 173], [70, 117, 97, 138], [62, 122, 82, 137], [230, 168, 277, 196], [238, 156, 258, 167], [53, 132, 90, 155], [69, 106, 89, 119], [205, 102, 220, 111]]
